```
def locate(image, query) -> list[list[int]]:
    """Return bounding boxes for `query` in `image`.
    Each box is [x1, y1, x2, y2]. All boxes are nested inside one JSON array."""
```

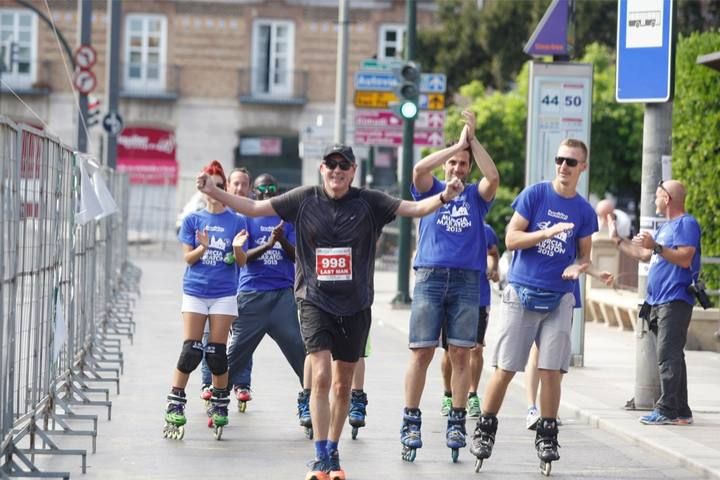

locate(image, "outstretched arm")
[[608, 215, 652, 262], [395, 177, 463, 218], [197, 173, 276, 217]]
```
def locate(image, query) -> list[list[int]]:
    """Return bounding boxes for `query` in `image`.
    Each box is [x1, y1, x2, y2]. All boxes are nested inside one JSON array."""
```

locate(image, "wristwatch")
[[653, 244, 664, 255]]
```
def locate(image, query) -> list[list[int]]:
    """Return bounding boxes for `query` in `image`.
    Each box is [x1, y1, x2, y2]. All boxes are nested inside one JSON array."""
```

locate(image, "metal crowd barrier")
[[0, 116, 140, 479]]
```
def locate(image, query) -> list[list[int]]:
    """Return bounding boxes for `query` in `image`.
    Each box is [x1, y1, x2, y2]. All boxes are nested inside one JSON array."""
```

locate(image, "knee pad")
[[205, 342, 228, 375], [176, 340, 204, 373]]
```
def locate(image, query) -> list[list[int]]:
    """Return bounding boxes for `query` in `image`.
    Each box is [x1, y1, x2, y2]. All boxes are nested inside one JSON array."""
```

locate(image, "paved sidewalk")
[[373, 270, 720, 480]]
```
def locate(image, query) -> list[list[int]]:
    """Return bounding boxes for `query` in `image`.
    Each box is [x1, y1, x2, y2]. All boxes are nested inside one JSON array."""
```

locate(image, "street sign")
[[354, 71, 397, 91], [354, 91, 398, 109], [418, 93, 445, 110], [73, 69, 97, 94], [616, 0, 674, 102], [74, 44, 97, 69], [354, 128, 444, 147], [419, 73, 447, 93], [416, 110, 446, 130], [360, 58, 403, 71], [354, 109, 446, 131], [524, 0, 570, 57], [103, 112, 124, 136], [355, 110, 404, 128]]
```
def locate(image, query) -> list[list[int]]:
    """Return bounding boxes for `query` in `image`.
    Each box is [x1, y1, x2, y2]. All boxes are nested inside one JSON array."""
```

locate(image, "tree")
[[672, 30, 720, 298], [418, 0, 720, 96], [416, 0, 493, 96]]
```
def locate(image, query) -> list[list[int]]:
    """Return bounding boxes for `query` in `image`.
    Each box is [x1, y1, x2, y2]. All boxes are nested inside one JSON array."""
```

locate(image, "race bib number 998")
[[316, 247, 352, 281]]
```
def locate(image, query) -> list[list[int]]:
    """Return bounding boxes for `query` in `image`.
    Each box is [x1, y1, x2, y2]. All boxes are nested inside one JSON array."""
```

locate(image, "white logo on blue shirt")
[[535, 220, 573, 257], [436, 196, 472, 233]]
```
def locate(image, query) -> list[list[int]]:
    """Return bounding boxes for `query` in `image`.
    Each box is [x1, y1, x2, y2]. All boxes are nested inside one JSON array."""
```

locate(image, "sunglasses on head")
[[658, 180, 672, 201], [324, 158, 353, 171], [256, 184, 277, 194], [554, 156, 580, 167]]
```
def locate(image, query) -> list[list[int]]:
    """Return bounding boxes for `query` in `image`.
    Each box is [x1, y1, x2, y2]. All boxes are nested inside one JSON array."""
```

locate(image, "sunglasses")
[[554, 156, 580, 167], [658, 180, 672, 201], [216, 182, 226, 189], [324, 158, 353, 171], [256, 184, 277, 194]]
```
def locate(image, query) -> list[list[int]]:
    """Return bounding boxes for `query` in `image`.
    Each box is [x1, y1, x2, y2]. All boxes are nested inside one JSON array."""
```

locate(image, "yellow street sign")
[[354, 91, 398, 108], [427, 93, 445, 110]]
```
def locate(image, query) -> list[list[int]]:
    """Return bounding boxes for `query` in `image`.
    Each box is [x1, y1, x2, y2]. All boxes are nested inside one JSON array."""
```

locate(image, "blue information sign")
[[616, 0, 674, 103]]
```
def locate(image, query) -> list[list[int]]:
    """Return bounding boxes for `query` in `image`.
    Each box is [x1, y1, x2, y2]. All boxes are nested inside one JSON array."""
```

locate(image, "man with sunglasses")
[[471, 139, 611, 472], [400, 110, 499, 463], [609, 179, 701, 426], [224, 173, 308, 425], [196, 143, 463, 480]]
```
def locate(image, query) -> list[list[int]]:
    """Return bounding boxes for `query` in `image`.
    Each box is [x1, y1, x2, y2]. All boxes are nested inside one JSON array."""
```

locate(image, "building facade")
[[1, 0, 437, 212]]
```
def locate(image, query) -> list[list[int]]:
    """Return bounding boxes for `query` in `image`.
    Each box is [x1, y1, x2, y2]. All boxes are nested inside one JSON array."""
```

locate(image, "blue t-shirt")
[[479, 224, 498, 307], [508, 182, 597, 293], [647, 214, 701, 306], [237, 216, 296, 292], [178, 208, 248, 298], [412, 177, 492, 272]]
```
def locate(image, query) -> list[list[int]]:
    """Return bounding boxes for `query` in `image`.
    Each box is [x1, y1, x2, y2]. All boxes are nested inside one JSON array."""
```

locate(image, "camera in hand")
[[688, 280, 712, 310]]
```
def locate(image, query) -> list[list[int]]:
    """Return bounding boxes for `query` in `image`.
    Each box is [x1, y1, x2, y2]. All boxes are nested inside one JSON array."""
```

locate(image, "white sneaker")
[[526, 406, 540, 430]]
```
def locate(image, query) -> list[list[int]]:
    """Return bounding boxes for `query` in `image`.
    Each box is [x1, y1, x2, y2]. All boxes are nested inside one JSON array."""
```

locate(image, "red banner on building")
[[117, 126, 178, 185]]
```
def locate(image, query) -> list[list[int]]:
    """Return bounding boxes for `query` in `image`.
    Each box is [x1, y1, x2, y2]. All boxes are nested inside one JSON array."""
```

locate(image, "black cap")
[[322, 144, 356, 164]]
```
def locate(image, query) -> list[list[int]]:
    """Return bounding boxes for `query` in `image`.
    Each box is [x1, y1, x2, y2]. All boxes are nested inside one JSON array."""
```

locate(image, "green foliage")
[[446, 82, 527, 190], [416, 0, 493, 96], [444, 43, 643, 200], [580, 44, 644, 198], [418, 0, 720, 96], [672, 30, 720, 295], [484, 185, 519, 251]]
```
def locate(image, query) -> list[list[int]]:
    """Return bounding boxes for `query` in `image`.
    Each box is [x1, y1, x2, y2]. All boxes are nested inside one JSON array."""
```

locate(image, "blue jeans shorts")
[[409, 268, 480, 348]]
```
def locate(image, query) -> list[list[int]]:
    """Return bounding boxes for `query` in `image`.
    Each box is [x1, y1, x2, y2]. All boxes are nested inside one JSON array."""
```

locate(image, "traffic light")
[[391, 61, 420, 120]]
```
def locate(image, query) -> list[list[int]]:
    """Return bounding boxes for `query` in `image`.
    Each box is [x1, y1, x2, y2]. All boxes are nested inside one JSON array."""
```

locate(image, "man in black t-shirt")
[[198, 144, 462, 480]]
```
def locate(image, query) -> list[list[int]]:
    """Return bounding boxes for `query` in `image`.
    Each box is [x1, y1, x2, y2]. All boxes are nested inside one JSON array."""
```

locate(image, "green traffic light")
[[400, 101, 418, 119]]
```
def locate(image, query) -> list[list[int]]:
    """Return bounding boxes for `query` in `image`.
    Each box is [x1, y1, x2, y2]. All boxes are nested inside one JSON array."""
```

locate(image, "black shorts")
[[441, 306, 488, 350], [299, 301, 371, 363]]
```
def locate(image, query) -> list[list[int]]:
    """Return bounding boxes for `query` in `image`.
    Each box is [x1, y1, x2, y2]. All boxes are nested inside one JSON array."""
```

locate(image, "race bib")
[[316, 247, 352, 281]]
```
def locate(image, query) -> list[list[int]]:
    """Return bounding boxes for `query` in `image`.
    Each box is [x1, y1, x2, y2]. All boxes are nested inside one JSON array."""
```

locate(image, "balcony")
[[0, 60, 51, 96], [238, 68, 308, 106], [119, 63, 180, 101]]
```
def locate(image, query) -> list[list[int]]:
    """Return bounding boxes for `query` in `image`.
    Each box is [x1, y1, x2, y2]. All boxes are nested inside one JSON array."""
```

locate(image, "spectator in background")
[[596, 198, 632, 238], [610, 180, 701, 426]]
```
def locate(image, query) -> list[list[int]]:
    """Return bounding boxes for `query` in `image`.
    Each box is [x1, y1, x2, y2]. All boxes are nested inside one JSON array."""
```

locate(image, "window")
[[124, 14, 167, 92], [379, 24, 405, 60], [251, 20, 294, 96], [0, 9, 37, 89]]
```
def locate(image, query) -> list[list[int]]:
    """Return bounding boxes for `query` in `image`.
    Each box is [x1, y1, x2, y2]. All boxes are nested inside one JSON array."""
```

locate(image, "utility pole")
[[76, 0, 91, 152], [333, 0, 349, 144], [633, 102, 672, 409], [392, 0, 416, 307], [105, 0, 121, 168]]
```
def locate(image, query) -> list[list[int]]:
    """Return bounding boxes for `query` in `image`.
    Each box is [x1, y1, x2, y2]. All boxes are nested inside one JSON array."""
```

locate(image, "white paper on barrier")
[[75, 155, 103, 224], [52, 291, 67, 363], [92, 170, 119, 220]]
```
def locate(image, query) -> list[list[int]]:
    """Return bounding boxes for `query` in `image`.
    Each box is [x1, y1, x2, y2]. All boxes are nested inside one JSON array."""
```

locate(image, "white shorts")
[[181, 294, 238, 317]]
